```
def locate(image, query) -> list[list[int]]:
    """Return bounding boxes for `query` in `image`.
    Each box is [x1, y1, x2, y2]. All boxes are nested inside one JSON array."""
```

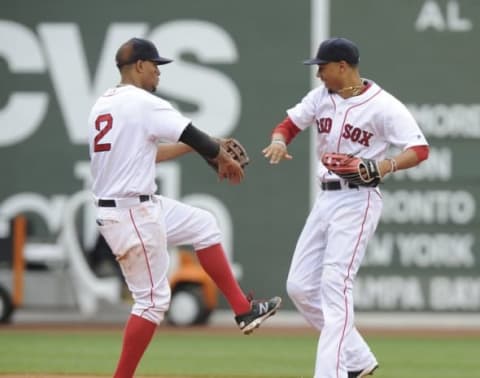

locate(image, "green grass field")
[[0, 327, 479, 377]]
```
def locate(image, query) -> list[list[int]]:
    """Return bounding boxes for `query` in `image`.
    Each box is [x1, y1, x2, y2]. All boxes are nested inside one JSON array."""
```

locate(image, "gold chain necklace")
[[337, 84, 364, 96]]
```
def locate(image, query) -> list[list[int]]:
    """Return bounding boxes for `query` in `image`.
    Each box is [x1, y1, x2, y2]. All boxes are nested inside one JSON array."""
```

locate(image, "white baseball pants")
[[287, 188, 382, 378], [96, 195, 221, 324]]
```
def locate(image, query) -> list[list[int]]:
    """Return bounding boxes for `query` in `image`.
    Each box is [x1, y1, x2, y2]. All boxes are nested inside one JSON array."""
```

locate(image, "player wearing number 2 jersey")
[[263, 38, 429, 378], [88, 38, 281, 378]]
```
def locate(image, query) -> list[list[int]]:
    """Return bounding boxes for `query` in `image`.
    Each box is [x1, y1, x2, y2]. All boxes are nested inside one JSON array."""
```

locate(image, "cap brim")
[[152, 57, 173, 65], [303, 58, 329, 65]]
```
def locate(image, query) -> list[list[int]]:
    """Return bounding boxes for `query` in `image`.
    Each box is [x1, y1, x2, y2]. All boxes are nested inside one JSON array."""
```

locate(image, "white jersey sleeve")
[[143, 94, 191, 143], [383, 94, 428, 150], [286, 87, 325, 130]]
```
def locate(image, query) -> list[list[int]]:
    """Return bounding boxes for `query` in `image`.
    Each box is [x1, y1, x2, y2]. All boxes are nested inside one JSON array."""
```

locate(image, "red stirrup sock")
[[113, 314, 157, 378], [196, 243, 251, 315]]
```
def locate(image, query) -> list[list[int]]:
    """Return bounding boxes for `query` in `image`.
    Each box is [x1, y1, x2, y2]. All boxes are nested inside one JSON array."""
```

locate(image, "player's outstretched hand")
[[216, 149, 245, 184], [262, 140, 293, 164]]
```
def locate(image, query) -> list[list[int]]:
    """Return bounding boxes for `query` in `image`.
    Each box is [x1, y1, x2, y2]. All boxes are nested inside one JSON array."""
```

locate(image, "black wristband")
[[179, 123, 220, 159]]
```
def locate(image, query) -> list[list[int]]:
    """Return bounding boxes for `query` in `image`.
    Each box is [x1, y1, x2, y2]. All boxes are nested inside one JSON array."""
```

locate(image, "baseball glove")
[[206, 138, 250, 171], [321, 152, 381, 187]]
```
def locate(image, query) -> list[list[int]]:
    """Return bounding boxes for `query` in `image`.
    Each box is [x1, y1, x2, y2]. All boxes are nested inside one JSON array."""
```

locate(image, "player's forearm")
[[378, 146, 429, 177], [155, 143, 193, 162], [178, 123, 220, 159], [272, 116, 301, 144]]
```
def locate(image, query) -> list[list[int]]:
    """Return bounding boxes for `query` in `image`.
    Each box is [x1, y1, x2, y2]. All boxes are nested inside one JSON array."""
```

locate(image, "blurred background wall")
[[0, 0, 478, 323]]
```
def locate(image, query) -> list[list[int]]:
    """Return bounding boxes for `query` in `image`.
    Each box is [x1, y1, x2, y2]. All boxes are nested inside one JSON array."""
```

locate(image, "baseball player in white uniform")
[[262, 38, 429, 378], [88, 38, 281, 378]]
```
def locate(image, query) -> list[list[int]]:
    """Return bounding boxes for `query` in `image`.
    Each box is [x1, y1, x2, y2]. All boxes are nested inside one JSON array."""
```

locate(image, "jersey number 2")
[[94, 114, 112, 152]]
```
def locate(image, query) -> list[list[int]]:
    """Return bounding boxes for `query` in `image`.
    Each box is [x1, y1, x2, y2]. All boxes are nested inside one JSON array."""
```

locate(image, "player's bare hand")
[[262, 140, 293, 164], [217, 153, 245, 184]]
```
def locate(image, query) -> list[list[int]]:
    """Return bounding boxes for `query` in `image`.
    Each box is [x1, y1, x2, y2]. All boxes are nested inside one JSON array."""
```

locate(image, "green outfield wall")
[[1, 0, 478, 312]]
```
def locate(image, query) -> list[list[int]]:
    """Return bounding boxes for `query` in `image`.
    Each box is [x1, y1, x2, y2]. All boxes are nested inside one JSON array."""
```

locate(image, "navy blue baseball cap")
[[116, 38, 172, 68], [304, 37, 359, 65]]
